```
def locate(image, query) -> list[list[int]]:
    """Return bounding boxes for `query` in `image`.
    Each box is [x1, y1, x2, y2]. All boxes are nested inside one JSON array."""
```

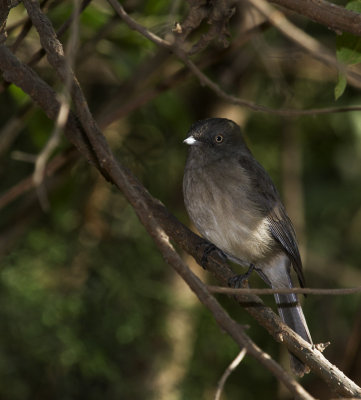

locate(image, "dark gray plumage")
[[183, 118, 312, 376]]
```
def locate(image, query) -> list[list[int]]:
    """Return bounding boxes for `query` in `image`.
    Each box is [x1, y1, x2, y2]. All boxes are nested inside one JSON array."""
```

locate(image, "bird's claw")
[[228, 263, 256, 288], [197, 242, 227, 269]]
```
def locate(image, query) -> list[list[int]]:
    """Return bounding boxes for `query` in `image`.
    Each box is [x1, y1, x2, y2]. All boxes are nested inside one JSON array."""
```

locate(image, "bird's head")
[[184, 118, 247, 157]]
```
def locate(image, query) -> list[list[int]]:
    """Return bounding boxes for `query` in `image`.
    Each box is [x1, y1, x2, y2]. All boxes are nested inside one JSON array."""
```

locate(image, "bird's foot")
[[196, 241, 227, 269], [228, 263, 256, 288]]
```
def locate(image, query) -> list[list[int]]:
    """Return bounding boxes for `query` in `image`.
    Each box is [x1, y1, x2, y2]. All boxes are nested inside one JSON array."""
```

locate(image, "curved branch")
[[271, 0, 361, 37], [110, 2, 361, 116], [151, 226, 316, 400], [0, 41, 360, 397], [0, 149, 78, 210], [1, 2, 361, 394], [215, 349, 247, 400], [245, 0, 361, 89]]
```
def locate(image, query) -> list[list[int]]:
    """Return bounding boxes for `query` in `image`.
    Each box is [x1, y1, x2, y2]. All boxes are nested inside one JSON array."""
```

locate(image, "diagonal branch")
[[32, 0, 81, 211], [148, 224, 316, 400], [28, 0, 92, 66], [0, 44, 98, 166], [0, 148, 78, 210], [110, 2, 361, 116], [0, 41, 360, 398], [215, 349, 247, 400], [0, 0, 10, 44], [271, 0, 361, 37], [244, 0, 361, 88], [1, 4, 361, 396]]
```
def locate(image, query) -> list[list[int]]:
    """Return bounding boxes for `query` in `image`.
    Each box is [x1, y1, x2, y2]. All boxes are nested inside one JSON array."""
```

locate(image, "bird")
[[183, 117, 312, 376]]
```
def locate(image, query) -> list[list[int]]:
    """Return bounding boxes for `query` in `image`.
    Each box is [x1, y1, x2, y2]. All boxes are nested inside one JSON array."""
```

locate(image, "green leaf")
[[336, 32, 361, 65], [8, 84, 28, 105], [336, 0, 361, 64], [334, 1, 361, 98], [335, 73, 347, 100], [346, 0, 361, 12]]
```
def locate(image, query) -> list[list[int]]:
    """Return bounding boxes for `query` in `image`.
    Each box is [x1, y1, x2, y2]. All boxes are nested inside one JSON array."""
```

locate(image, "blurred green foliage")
[[335, 0, 361, 98], [1, 1, 361, 399]]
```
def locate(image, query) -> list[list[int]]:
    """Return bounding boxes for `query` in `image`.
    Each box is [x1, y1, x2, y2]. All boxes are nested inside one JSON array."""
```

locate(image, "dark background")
[[1, 0, 361, 399]]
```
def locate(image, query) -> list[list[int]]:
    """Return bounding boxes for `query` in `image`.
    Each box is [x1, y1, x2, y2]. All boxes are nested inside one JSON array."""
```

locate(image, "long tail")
[[274, 290, 312, 376], [258, 257, 312, 376]]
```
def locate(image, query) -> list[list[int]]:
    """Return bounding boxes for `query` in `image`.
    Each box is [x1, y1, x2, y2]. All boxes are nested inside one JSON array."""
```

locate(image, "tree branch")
[[215, 349, 247, 400], [110, 2, 361, 116], [1, 3, 361, 397], [0, 148, 78, 210], [245, 0, 361, 89], [148, 226, 316, 400], [208, 286, 361, 296], [0, 44, 98, 166], [32, 0, 81, 211], [0, 0, 10, 44], [1, 40, 360, 399], [271, 0, 361, 37]]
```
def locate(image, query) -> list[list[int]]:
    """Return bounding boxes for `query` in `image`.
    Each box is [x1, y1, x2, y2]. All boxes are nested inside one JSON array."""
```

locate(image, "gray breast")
[[183, 158, 274, 265]]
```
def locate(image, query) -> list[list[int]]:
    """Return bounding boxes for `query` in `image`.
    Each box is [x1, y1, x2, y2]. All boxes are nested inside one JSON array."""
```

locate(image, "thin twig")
[[32, 0, 81, 211], [11, 151, 37, 163], [215, 348, 247, 400], [0, 0, 92, 94], [1, 43, 361, 397], [244, 0, 361, 88], [0, 103, 33, 157], [28, 0, 92, 67], [150, 230, 315, 400], [32, 98, 68, 210], [10, 0, 50, 52], [270, 0, 361, 37], [110, 2, 361, 116], [23, 0, 110, 178], [0, 149, 78, 210], [208, 286, 361, 296], [107, 0, 173, 49], [0, 0, 10, 44], [1, 4, 361, 395], [177, 55, 361, 116], [17, 5, 316, 395]]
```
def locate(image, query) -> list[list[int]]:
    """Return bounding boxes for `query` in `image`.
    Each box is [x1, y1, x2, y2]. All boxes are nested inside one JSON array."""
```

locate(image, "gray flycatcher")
[[183, 117, 312, 376]]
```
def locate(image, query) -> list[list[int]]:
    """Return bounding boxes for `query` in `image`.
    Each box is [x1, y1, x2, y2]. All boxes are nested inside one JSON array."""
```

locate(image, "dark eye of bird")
[[215, 135, 223, 143]]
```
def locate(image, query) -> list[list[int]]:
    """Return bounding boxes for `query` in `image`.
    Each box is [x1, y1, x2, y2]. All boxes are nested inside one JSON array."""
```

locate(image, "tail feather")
[[274, 292, 312, 376], [258, 256, 312, 376], [275, 292, 312, 343]]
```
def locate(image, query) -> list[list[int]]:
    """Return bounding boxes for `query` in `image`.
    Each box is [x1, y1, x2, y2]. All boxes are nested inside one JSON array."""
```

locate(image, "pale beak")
[[183, 135, 198, 145]]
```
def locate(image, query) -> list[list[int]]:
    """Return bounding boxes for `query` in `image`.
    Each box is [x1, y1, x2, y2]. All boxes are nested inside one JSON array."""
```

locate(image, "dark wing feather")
[[267, 203, 304, 287], [238, 153, 305, 287]]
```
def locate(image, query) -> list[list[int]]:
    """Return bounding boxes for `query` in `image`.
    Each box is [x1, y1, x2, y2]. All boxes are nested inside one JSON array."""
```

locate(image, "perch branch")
[[1, 41, 359, 399], [150, 227, 315, 400], [15, 5, 315, 394], [1, 3, 361, 396]]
